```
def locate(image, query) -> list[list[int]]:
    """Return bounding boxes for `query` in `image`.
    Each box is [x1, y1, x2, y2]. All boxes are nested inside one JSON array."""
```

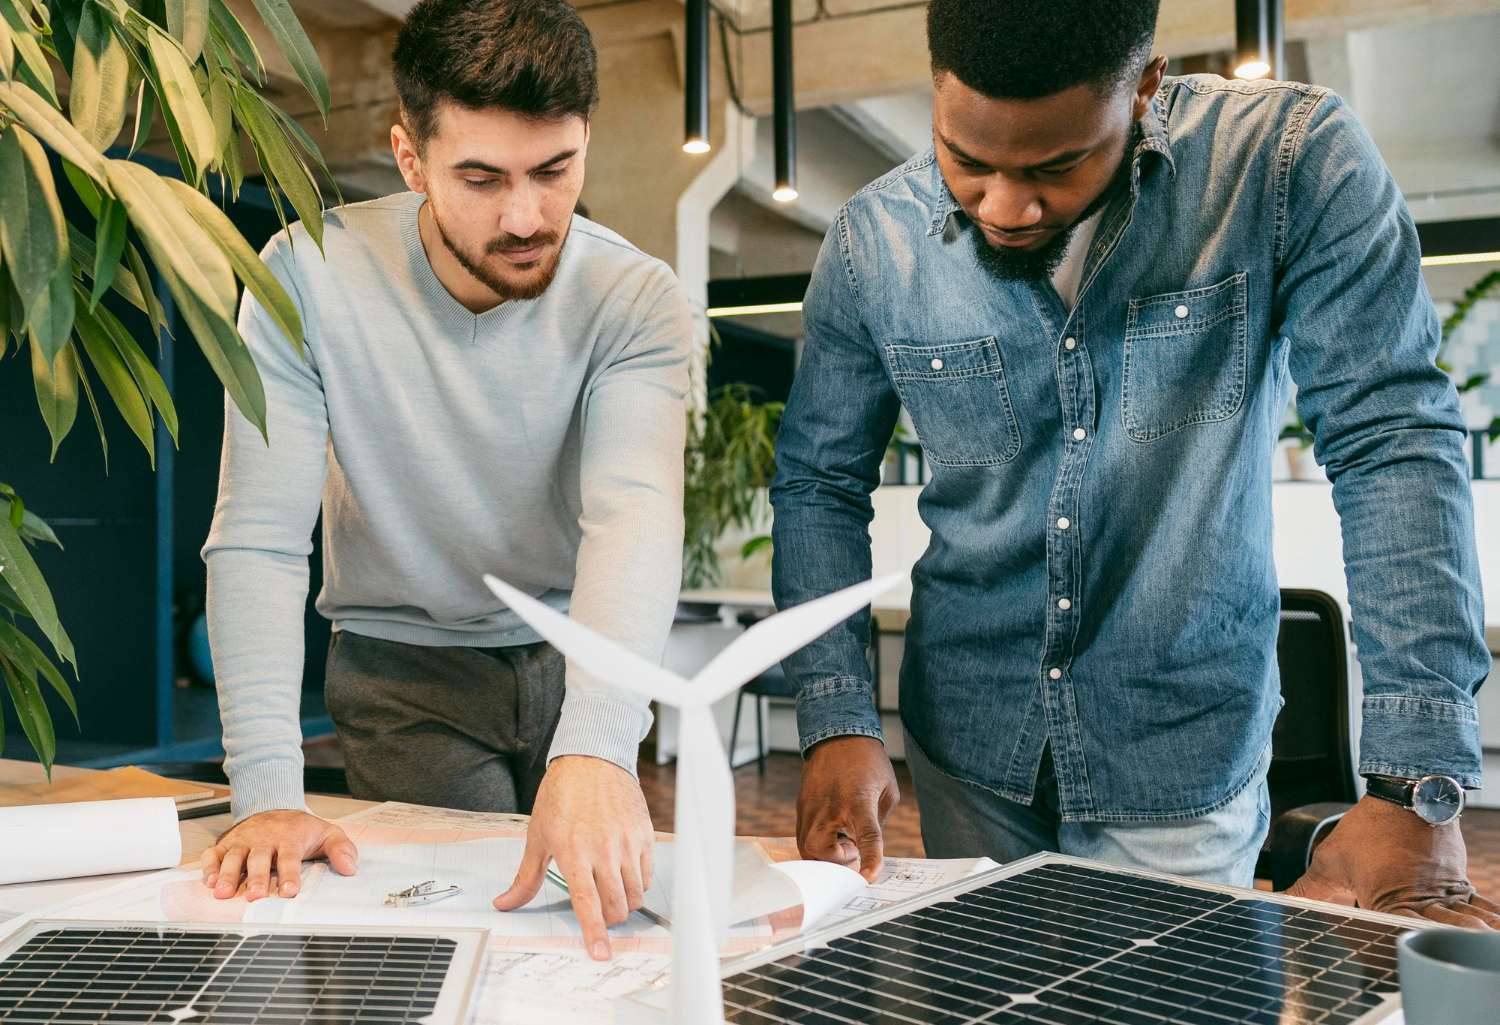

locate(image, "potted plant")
[[1, 0, 334, 775], [1439, 268, 1500, 448], [682, 380, 783, 589]]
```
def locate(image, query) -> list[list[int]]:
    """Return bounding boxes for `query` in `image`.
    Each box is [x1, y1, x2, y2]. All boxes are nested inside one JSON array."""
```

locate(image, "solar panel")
[[0, 920, 486, 1024], [662, 855, 1411, 1025]]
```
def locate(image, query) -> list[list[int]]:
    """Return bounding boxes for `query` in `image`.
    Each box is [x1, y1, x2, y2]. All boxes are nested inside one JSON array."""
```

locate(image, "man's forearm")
[[1330, 430, 1487, 788], [771, 501, 884, 753], [207, 548, 312, 819]]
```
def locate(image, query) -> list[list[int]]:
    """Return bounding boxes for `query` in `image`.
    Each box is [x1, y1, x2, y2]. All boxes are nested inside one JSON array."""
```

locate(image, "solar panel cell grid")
[[0, 927, 457, 1024], [723, 861, 1406, 1025]]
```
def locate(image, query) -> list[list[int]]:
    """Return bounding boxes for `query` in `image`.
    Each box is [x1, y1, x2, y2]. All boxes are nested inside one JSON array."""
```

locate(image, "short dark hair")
[[927, 0, 1160, 99], [393, 0, 599, 149]]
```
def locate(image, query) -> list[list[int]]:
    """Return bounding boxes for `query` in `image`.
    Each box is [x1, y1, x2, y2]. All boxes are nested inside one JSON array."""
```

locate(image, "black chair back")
[[1266, 588, 1359, 820], [1256, 588, 1361, 888]]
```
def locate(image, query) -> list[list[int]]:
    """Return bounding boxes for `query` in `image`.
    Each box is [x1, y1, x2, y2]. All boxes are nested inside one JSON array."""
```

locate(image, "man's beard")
[[968, 153, 1130, 283], [431, 206, 567, 301], [970, 222, 1078, 281]]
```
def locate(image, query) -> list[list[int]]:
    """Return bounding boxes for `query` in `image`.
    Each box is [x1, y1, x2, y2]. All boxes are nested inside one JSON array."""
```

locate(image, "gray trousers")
[[323, 630, 566, 814]]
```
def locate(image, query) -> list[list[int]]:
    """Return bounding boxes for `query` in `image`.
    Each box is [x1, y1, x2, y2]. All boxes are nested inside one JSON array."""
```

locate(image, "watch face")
[[1412, 776, 1464, 825]]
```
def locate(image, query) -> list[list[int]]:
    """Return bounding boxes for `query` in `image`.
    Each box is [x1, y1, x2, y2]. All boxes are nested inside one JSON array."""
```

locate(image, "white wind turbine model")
[[483, 573, 902, 1024]]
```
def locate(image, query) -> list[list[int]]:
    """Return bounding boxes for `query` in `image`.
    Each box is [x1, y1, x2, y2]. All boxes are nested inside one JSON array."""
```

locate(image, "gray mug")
[[1397, 928, 1500, 1025]]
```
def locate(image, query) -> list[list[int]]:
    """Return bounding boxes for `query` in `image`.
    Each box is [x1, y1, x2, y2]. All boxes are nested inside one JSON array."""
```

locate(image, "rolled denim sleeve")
[[1274, 94, 1488, 788], [771, 210, 902, 754]]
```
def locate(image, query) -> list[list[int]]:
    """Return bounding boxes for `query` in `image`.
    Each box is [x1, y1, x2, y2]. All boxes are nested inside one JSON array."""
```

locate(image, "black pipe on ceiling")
[[772, 0, 797, 202], [684, 0, 711, 153], [1234, 0, 1284, 80]]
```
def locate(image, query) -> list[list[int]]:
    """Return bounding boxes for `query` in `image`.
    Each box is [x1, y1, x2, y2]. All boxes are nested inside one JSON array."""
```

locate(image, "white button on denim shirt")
[[771, 76, 1487, 819]]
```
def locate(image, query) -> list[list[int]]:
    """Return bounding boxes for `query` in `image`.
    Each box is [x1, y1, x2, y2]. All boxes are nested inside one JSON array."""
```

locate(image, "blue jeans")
[[904, 730, 1271, 888]]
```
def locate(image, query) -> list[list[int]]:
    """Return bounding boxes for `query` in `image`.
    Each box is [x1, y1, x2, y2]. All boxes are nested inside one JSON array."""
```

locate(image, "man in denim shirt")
[[771, 0, 1495, 924]]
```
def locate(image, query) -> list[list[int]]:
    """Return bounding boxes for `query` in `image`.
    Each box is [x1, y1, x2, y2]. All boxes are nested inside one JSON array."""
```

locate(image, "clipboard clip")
[[384, 879, 463, 908]]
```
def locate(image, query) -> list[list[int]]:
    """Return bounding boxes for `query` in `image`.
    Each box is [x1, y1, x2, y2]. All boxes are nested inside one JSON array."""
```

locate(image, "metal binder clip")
[[384, 880, 463, 908]]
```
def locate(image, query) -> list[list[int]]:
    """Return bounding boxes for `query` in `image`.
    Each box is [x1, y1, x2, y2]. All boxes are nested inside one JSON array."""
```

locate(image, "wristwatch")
[[1362, 774, 1466, 825]]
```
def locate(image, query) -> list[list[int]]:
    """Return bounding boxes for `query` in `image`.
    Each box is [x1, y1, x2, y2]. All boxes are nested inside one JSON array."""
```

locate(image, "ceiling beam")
[[724, 0, 1500, 114]]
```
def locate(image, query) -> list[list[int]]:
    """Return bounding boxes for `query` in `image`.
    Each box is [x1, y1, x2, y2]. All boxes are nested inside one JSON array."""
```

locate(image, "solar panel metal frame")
[[0, 918, 488, 1025], [625, 852, 1422, 1024]]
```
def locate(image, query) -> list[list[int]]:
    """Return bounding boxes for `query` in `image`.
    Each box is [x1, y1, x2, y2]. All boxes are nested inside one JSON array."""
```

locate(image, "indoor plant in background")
[[1439, 268, 1500, 447], [0, 0, 334, 774], [682, 379, 783, 589], [1278, 266, 1500, 477]]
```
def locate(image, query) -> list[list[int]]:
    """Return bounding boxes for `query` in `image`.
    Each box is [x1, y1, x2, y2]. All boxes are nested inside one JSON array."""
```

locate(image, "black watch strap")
[[1363, 774, 1416, 808]]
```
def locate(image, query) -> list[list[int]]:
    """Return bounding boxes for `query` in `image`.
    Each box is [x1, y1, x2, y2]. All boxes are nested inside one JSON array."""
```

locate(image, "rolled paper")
[[0, 797, 182, 885]]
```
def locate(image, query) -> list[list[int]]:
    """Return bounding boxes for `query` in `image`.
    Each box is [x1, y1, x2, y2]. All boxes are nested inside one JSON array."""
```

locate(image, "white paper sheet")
[[468, 949, 673, 1024], [0, 798, 181, 885], [823, 857, 998, 926]]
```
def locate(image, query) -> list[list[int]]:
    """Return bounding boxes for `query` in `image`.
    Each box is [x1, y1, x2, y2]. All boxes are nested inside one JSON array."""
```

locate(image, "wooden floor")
[[306, 736, 1500, 895]]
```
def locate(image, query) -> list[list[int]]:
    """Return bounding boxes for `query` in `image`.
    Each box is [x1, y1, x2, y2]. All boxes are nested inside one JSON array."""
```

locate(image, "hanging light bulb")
[[684, 0, 711, 154], [1234, 0, 1283, 80], [772, 0, 797, 202]]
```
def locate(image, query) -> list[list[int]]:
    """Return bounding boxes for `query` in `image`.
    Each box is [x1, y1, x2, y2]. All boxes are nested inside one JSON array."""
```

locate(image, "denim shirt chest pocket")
[[1122, 271, 1249, 442], [884, 337, 1021, 467]]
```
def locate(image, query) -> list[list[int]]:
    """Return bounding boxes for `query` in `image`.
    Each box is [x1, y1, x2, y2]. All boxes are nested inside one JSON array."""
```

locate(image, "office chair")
[[1257, 588, 1361, 890]]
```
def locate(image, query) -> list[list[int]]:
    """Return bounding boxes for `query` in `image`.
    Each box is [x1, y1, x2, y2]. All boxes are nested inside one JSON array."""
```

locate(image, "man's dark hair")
[[393, 0, 599, 149], [927, 0, 1160, 99]]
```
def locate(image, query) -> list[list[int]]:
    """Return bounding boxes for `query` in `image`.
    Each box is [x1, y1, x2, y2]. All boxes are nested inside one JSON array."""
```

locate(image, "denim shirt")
[[770, 75, 1488, 822]]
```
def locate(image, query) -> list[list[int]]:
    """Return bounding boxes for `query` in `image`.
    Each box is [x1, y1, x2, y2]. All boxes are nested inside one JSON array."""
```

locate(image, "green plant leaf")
[[29, 335, 78, 460], [129, 76, 157, 155], [178, 283, 267, 438], [75, 299, 155, 463], [221, 116, 244, 197], [145, 24, 217, 175], [0, 573, 27, 616], [109, 156, 265, 433], [233, 85, 323, 246], [68, 224, 150, 321], [18, 509, 61, 548], [209, 0, 262, 80], [740, 535, 773, 561], [0, 255, 19, 349], [97, 301, 178, 445], [247, 0, 328, 119], [0, 81, 113, 186], [2, 656, 56, 773], [1456, 372, 1489, 394], [106, 158, 237, 323], [69, 0, 131, 150], [0, 514, 75, 668], [165, 0, 208, 64], [0, 618, 77, 724], [0, 1, 57, 104], [206, 63, 233, 155], [73, 342, 111, 469], [88, 196, 128, 310], [0, 123, 67, 319], [125, 243, 170, 343], [0, 8, 14, 78], [164, 176, 303, 356], [26, 261, 75, 365]]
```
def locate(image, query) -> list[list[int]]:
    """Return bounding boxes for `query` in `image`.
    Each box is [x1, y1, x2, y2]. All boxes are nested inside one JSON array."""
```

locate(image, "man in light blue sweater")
[[198, 0, 691, 960]]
